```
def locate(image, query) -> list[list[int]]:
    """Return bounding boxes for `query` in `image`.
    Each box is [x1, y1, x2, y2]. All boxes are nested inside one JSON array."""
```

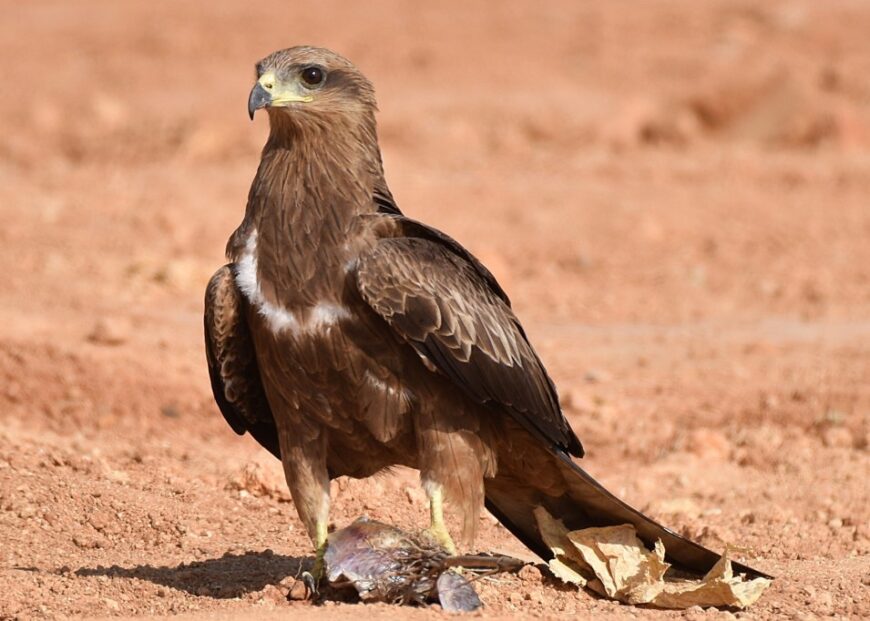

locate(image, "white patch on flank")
[[308, 301, 352, 328], [236, 230, 351, 336]]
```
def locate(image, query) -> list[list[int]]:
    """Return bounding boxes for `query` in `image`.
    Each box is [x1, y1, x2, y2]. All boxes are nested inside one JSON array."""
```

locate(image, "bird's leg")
[[297, 496, 330, 597], [425, 484, 457, 554], [276, 421, 331, 595], [311, 516, 329, 582]]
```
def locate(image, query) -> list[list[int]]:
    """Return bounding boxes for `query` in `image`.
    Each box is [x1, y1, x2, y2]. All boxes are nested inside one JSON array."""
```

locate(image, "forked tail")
[[484, 450, 770, 579]]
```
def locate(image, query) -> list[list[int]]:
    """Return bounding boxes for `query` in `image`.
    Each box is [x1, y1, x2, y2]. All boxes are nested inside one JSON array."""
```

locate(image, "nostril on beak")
[[263, 83, 273, 90]]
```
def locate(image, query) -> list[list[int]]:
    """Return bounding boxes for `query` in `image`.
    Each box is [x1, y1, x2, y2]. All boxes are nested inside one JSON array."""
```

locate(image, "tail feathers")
[[485, 450, 770, 580]]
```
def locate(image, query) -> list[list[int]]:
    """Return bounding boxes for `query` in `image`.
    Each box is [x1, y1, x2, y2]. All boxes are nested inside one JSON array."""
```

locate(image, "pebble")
[[17, 506, 36, 519], [259, 584, 286, 604], [73, 534, 104, 549], [821, 426, 853, 449], [518, 564, 543, 583], [286, 579, 308, 601], [688, 428, 732, 461], [88, 510, 112, 532], [583, 369, 610, 384], [87, 317, 130, 346]]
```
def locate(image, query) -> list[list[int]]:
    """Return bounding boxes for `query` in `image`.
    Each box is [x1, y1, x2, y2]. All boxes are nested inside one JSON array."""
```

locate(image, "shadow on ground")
[[75, 551, 309, 599]]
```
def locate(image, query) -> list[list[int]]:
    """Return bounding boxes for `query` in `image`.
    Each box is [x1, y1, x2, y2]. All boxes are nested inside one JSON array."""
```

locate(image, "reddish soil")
[[1, 1, 868, 619]]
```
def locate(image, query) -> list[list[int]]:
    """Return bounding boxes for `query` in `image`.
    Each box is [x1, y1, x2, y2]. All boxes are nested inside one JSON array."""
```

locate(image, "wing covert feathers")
[[355, 229, 583, 457]]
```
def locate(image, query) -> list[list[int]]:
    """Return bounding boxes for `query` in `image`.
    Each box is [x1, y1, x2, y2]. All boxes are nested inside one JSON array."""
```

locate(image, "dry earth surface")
[[1, 0, 869, 619]]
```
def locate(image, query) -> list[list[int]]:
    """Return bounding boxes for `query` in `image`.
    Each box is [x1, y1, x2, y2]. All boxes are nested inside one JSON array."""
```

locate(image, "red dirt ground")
[[1, 1, 868, 619]]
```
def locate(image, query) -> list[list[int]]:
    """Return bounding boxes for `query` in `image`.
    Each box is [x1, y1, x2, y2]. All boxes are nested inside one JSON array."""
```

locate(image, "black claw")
[[301, 570, 320, 599]]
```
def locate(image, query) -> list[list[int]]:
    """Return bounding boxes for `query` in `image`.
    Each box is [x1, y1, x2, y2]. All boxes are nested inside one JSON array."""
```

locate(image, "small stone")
[[688, 428, 732, 461], [73, 534, 104, 549], [518, 564, 543, 583], [287, 578, 309, 601], [260, 584, 286, 603], [88, 509, 112, 532], [759, 393, 780, 410], [104, 598, 120, 611], [88, 317, 130, 346], [583, 369, 610, 384], [104, 467, 130, 484], [527, 588, 545, 605], [17, 506, 36, 519], [161, 404, 181, 419], [822, 426, 853, 448], [814, 590, 834, 615]]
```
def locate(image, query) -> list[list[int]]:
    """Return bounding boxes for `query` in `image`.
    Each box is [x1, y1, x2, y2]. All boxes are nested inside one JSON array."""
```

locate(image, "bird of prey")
[[205, 46, 764, 583]]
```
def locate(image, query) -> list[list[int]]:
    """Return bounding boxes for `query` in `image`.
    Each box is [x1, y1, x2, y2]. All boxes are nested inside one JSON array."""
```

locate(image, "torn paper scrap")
[[533, 507, 771, 609]]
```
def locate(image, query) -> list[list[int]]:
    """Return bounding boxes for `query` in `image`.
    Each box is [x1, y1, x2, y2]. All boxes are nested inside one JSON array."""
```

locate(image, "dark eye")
[[301, 66, 325, 87]]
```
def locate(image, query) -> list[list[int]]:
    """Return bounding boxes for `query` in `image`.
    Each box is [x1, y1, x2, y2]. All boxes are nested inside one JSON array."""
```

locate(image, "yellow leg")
[[427, 486, 457, 554], [311, 518, 329, 580], [300, 518, 329, 597]]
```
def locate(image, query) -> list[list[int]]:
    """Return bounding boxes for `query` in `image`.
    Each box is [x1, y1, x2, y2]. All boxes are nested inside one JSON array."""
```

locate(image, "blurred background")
[[1, 1, 867, 618]]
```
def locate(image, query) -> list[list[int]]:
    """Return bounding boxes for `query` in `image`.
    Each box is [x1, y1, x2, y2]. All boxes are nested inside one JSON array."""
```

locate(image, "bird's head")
[[248, 46, 377, 129]]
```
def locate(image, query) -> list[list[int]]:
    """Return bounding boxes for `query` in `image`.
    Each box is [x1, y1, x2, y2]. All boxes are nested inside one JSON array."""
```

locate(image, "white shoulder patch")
[[235, 230, 350, 336]]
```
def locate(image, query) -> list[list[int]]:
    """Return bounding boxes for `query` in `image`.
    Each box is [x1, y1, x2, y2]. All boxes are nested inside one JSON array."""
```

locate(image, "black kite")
[[204, 46, 764, 584]]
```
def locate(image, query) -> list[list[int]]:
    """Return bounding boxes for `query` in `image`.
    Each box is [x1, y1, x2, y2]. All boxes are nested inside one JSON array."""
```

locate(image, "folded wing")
[[355, 221, 583, 457]]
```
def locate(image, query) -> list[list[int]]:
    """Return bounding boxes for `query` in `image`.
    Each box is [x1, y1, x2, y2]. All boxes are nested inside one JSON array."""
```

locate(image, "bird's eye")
[[301, 66, 325, 87]]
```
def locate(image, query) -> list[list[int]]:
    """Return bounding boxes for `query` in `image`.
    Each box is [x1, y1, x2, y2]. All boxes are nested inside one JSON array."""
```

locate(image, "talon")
[[301, 570, 319, 598]]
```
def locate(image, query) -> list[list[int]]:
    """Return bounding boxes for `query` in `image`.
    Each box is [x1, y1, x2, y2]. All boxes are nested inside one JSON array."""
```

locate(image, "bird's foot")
[[425, 520, 457, 555], [300, 570, 319, 598], [301, 534, 328, 599]]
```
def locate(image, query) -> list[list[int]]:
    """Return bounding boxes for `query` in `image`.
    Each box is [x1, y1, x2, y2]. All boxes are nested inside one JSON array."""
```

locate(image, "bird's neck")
[[228, 116, 384, 299], [249, 113, 383, 230]]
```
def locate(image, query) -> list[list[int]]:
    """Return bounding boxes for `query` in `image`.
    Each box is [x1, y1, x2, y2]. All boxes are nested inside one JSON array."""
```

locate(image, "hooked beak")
[[248, 82, 271, 120]]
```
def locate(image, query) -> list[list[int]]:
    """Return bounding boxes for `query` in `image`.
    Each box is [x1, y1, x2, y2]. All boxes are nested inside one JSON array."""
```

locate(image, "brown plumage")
[[204, 46, 766, 581]]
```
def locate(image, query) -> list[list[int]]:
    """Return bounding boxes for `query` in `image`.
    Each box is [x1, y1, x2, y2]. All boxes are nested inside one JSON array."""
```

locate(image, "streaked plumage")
[[204, 46, 766, 581]]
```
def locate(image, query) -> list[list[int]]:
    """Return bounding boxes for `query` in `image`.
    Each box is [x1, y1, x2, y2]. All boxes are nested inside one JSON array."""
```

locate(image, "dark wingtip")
[[566, 428, 585, 458]]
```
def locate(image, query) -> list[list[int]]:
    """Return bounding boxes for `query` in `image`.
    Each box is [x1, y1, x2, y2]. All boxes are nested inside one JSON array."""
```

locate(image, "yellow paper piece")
[[533, 508, 770, 609], [534, 506, 593, 587], [547, 556, 590, 588]]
